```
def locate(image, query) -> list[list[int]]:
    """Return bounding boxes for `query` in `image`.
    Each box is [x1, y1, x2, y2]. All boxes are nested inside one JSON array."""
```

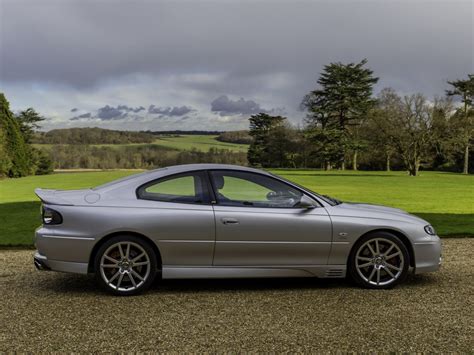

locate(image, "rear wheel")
[[94, 235, 157, 295], [349, 232, 409, 289]]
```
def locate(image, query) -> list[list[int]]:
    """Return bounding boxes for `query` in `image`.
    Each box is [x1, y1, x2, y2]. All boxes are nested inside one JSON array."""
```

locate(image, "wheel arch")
[[88, 231, 163, 273], [349, 228, 415, 268]]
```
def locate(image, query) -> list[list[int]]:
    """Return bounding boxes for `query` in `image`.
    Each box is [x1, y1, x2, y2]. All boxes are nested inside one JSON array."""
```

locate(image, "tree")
[[446, 74, 474, 174], [32, 148, 54, 175], [302, 59, 378, 169], [217, 130, 253, 144], [0, 93, 32, 177], [247, 113, 286, 167], [16, 108, 45, 143], [265, 122, 301, 168], [0, 123, 13, 176], [430, 97, 457, 171], [346, 122, 369, 171], [305, 125, 344, 170], [14, 106, 56, 175], [372, 88, 439, 176]]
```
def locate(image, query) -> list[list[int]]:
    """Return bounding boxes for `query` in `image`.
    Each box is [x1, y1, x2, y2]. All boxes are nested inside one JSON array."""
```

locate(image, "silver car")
[[34, 164, 441, 295]]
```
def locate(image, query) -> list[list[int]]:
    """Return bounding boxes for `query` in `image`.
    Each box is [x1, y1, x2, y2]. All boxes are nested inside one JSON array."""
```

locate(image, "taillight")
[[42, 206, 63, 225]]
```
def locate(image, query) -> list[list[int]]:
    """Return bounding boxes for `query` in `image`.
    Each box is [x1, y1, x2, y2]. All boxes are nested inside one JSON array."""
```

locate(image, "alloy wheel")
[[355, 238, 405, 286], [99, 241, 151, 292]]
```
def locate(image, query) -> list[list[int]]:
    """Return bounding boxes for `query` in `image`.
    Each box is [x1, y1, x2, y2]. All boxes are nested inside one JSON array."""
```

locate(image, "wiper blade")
[[323, 194, 342, 205]]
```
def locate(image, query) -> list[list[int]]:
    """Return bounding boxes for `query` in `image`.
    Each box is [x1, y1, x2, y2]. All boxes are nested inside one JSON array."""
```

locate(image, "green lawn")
[[0, 170, 472, 246], [34, 135, 249, 153]]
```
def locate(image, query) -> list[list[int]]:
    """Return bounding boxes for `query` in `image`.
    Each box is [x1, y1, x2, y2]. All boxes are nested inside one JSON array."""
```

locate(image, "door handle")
[[221, 218, 239, 225]]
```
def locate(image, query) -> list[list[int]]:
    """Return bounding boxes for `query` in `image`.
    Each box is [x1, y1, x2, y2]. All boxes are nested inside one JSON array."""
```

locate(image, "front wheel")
[[348, 232, 410, 289], [94, 235, 158, 295]]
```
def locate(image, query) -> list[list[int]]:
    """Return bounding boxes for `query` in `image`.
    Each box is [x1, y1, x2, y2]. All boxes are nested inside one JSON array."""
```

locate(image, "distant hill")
[[143, 130, 224, 136], [33, 127, 251, 145], [34, 127, 155, 144]]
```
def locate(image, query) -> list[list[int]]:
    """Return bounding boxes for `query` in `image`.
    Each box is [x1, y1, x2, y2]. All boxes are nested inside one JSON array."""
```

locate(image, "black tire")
[[348, 232, 410, 289], [94, 235, 158, 296]]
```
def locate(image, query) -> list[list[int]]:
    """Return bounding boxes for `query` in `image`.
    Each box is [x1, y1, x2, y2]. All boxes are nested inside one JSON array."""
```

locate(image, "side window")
[[137, 172, 209, 204], [210, 171, 304, 208]]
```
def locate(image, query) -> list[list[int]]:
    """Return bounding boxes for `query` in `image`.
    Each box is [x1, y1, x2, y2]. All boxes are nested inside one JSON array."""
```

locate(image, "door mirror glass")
[[296, 195, 317, 209]]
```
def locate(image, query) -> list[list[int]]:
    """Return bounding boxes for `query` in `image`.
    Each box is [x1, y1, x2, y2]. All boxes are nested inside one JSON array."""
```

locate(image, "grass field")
[[0, 170, 472, 246], [34, 135, 249, 153]]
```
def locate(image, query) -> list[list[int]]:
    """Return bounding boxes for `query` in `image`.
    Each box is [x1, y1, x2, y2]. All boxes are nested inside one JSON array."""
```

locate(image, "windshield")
[[269, 172, 342, 206]]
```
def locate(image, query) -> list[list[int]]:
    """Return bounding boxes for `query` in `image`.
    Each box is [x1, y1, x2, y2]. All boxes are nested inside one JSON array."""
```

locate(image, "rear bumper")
[[33, 251, 88, 274], [413, 237, 442, 274]]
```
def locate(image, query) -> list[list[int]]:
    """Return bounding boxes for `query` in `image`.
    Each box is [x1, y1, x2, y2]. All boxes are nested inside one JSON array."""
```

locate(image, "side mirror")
[[297, 195, 317, 209]]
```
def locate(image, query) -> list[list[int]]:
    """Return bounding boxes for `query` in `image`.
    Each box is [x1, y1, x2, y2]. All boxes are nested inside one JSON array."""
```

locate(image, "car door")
[[136, 171, 215, 266], [209, 170, 332, 266]]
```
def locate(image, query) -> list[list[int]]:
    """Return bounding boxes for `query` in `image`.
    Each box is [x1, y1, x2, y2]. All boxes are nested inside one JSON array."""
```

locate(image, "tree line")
[[217, 130, 253, 144], [48, 145, 247, 170], [34, 127, 155, 145], [247, 61, 473, 175], [0, 94, 53, 177]]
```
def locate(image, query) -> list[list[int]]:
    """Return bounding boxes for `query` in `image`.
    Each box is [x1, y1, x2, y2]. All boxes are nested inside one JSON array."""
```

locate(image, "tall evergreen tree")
[[0, 123, 13, 176], [302, 59, 378, 169], [16, 108, 45, 143], [446, 74, 474, 174], [0, 93, 32, 177], [247, 113, 286, 167]]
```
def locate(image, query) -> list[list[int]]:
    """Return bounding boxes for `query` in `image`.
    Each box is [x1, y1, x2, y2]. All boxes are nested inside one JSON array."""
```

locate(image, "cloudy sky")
[[0, 0, 472, 131]]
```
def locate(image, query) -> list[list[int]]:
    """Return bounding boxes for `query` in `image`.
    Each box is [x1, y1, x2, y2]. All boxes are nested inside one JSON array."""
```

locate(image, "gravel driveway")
[[0, 239, 472, 352]]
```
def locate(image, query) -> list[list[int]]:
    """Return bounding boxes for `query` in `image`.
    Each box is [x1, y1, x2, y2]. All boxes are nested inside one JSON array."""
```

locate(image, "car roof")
[[93, 164, 272, 191], [163, 164, 270, 175]]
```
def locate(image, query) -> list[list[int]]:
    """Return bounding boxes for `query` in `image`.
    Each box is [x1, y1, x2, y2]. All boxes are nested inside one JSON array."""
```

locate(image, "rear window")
[[92, 169, 166, 191]]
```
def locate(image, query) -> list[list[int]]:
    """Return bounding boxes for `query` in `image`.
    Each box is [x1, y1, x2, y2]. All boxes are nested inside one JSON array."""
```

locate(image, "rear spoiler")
[[35, 188, 73, 205]]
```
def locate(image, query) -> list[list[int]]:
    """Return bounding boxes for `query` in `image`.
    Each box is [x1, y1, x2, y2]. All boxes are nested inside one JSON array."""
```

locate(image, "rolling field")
[[34, 135, 249, 152], [150, 135, 249, 152], [0, 170, 473, 246]]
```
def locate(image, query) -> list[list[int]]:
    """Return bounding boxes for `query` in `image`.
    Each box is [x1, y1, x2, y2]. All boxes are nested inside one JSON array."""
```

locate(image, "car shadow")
[[155, 276, 347, 294], [36, 272, 438, 296], [34, 273, 103, 296]]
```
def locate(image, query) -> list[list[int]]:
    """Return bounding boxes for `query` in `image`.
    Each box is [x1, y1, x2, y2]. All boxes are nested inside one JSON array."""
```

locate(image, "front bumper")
[[33, 251, 89, 274], [413, 236, 442, 274]]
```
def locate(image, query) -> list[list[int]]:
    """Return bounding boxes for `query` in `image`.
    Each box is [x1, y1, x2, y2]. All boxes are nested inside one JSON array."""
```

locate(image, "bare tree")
[[373, 88, 437, 176], [363, 110, 397, 171]]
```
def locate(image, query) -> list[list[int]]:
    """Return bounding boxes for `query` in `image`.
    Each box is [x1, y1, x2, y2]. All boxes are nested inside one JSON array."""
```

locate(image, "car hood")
[[329, 202, 427, 225]]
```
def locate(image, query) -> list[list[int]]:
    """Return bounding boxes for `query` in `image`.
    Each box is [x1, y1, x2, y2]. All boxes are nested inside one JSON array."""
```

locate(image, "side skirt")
[[162, 265, 347, 279]]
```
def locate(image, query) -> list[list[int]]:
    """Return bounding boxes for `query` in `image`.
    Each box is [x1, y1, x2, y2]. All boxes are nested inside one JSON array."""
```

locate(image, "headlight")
[[424, 225, 436, 235], [42, 207, 63, 225]]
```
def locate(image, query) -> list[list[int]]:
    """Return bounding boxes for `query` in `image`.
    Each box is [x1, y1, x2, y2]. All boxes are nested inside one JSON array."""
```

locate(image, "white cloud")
[[4, 72, 303, 131]]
